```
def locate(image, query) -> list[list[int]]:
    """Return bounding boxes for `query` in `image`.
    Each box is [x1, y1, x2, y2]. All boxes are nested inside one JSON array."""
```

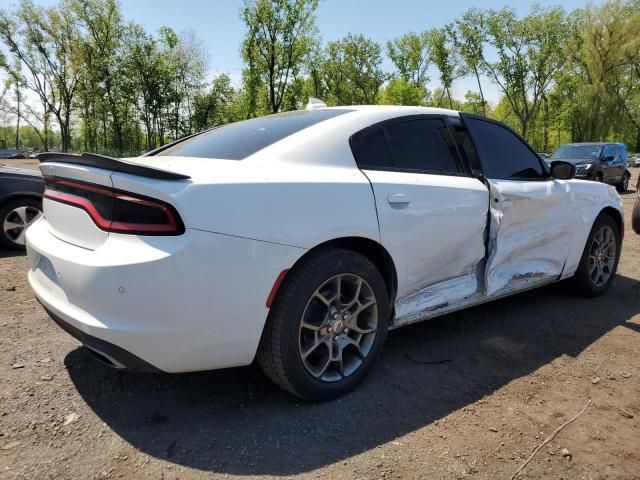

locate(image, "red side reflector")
[[266, 269, 289, 308]]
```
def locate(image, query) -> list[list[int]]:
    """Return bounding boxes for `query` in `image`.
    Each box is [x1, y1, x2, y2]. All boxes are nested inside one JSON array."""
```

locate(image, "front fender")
[[561, 180, 623, 279]]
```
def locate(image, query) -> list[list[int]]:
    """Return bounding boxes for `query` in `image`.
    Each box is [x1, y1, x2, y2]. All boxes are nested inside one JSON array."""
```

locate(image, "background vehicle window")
[[465, 117, 544, 180], [350, 128, 393, 169], [384, 119, 460, 173], [602, 145, 617, 160]]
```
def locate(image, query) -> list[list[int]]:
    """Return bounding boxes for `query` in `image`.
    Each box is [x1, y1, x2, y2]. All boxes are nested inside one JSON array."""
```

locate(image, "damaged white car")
[[26, 106, 624, 401]]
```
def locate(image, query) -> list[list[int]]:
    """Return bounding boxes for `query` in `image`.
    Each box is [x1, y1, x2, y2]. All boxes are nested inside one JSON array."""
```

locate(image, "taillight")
[[43, 177, 184, 235]]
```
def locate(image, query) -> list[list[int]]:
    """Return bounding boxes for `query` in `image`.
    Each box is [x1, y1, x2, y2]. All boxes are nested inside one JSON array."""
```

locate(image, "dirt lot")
[[1, 163, 639, 480]]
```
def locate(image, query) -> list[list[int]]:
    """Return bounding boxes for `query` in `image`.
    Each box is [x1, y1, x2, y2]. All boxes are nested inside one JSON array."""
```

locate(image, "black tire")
[[257, 247, 390, 401], [0, 198, 42, 250], [632, 195, 640, 235], [617, 173, 630, 192], [570, 214, 621, 297]]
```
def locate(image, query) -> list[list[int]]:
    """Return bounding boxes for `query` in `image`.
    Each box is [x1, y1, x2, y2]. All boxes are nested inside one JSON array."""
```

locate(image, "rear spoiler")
[[37, 152, 190, 181]]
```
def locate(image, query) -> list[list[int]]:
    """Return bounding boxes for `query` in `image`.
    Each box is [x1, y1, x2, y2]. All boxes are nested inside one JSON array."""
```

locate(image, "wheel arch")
[[281, 236, 398, 306], [0, 192, 43, 210], [600, 206, 624, 239]]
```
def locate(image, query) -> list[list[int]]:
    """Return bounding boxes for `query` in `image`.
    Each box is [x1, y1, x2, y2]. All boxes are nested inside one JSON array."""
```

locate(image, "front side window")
[[465, 117, 544, 180], [602, 144, 617, 160]]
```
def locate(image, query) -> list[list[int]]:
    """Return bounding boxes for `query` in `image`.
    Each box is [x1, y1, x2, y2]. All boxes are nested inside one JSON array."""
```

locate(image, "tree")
[[192, 74, 236, 131], [241, 0, 319, 114], [0, 0, 80, 151], [450, 9, 487, 115], [322, 33, 386, 105], [427, 27, 460, 109], [387, 31, 431, 88], [480, 6, 570, 140]]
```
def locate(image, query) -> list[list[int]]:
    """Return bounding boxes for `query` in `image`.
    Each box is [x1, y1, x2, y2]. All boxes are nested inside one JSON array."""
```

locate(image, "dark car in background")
[[549, 142, 631, 191], [0, 149, 27, 159], [0, 165, 44, 249]]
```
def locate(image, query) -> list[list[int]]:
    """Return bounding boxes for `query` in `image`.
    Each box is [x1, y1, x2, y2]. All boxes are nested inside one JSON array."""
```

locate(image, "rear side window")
[[465, 117, 544, 180], [350, 128, 393, 169], [351, 117, 461, 174], [385, 119, 460, 173], [154, 109, 353, 160]]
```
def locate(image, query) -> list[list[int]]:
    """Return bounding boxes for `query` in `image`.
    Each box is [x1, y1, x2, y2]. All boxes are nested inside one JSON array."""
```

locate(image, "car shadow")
[[0, 249, 26, 259], [65, 275, 640, 476]]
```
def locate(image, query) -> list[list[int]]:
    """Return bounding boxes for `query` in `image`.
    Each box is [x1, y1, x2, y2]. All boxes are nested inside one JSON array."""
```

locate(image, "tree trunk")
[[15, 85, 20, 149], [473, 67, 486, 116]]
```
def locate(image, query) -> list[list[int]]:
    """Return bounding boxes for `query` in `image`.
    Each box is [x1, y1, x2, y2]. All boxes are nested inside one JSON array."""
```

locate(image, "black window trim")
[[349, 114, 473, 178], [460, 113, 551, 182], [445, 115, 483, 178]]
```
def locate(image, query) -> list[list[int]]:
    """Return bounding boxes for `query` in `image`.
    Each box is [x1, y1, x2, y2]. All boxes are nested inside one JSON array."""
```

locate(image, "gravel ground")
[[1, 164, 639, 480]]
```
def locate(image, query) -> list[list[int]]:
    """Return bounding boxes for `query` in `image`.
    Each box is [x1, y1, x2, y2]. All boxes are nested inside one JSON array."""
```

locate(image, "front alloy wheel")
[[571, 214, 621, 296], [588, 225, 616, 287]]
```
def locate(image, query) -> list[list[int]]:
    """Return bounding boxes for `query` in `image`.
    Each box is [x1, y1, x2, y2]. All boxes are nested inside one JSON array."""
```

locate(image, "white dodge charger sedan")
[[26, 106, 624, 400]]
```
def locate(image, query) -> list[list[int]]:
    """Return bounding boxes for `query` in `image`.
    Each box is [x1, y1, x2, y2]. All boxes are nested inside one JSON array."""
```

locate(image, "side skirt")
[[391, 275, 559, 330]]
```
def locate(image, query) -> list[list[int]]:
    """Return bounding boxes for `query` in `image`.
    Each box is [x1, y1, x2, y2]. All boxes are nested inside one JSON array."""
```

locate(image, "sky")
[[6, 0, 605, 102]]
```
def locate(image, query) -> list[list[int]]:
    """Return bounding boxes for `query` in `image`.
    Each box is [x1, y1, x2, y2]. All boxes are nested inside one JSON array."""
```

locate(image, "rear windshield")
[[154, 109, 353, 160]]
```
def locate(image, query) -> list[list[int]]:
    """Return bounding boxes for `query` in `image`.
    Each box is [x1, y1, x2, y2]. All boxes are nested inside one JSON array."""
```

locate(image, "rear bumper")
[[43, 304, 161, 372], [26, 218, 304, 372]]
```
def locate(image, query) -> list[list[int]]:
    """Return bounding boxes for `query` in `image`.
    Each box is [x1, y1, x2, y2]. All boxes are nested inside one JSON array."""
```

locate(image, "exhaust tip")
[[85, 346, 127, 370]]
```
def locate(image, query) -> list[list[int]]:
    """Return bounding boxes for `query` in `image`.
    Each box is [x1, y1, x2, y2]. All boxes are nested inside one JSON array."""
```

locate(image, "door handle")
[[387, 193, 410, 205]]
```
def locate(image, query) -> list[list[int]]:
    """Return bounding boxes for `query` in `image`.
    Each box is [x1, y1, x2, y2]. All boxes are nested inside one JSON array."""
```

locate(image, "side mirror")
[[603, 155, 615, 162], [550, 160, 576, 180]]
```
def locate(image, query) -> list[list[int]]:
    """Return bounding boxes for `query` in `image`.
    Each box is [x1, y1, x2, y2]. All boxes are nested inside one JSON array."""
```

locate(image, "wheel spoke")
[[352, 299, 375, 316], [14, 207, 27, 224], [349, 322, 376, 335], [301, 319, 322, 332], [3, 221, 24, 230], [342, 336, 365, 360], [313, 291, 332, 307], [302, 336, 327, 360]]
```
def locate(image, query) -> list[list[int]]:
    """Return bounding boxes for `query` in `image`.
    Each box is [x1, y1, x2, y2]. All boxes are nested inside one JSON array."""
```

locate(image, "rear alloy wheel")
[[299, 274, 378, 381], [258, 248, 390, 401], [0, 198, 42, 250], [617, 173, 630, 192], [571, 214, 621, 296]]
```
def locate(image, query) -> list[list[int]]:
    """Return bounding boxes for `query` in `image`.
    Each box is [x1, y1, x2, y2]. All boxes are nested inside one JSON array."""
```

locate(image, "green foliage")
[[322, 33, 386, 105], [380, 77, 427, 106], [1, 0, 640, 155], [387, 32, 431, 87], [241, 0, 319, 114]]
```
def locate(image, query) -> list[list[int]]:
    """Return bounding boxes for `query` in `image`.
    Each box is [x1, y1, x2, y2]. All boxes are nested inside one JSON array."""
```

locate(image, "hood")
[[551, 158, 595, 166]]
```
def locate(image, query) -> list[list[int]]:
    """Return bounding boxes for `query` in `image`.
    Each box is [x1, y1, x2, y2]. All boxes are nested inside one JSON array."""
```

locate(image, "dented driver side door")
[[463, 115, 573, 296]]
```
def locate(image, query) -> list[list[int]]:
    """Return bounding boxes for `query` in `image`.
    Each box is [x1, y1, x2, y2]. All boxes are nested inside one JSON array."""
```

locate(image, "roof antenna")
[[306, 97, 327, 110]]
